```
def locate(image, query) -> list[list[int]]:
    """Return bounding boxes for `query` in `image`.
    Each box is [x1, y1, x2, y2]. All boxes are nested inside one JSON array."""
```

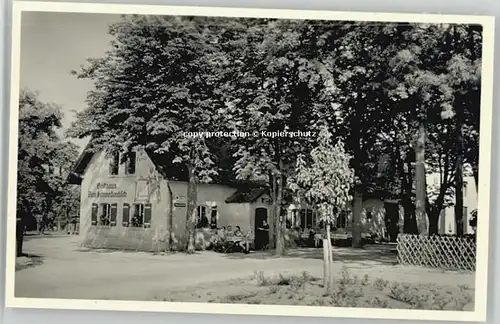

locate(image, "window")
[[367, 211, 373, 221], [122, 203, 130, 227], [100, 203, 111, 226], [109, 152, 119, 175], [91, 203, 98, 225], [286, 214, 292, 229], [125, 152, 137, 175], [132, 204, 144, 227], [286, 210, 298, 229], [196, 205, 209, 228], [128, 203, 151, 228], [337, 211, 348, 228], [210, 207, 218, 229], [299, 209, 314, 229], [110, 203, 117, 226]]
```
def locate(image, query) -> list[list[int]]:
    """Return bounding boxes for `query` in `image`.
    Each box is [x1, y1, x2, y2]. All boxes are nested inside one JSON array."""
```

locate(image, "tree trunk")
[[327, 230, 334, 290], [455, 153, 464, 237], [428, 209, 440, 236], [415, 121, 428, 236], [16, 216, 25, 257], [401, 156, 418, 234], [275, 162, 285, 256], [167, 183, 173, 251], [185, 165, 198, 253], [455, 91, 465, 237], [472, 163, 479, 193], [351, 191, 363, 247], [326, 222, 334, 286], [323, 237, 330, 290]]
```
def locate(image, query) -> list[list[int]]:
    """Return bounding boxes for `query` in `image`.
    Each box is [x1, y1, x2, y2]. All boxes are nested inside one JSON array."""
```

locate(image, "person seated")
[[234, 225, 243, 237], [232, 226, 250, 254], [218, 226, 226, 239]]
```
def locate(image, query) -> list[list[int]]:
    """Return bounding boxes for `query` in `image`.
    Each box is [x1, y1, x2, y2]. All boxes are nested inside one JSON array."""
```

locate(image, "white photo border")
[[4, 1, 495, 322]]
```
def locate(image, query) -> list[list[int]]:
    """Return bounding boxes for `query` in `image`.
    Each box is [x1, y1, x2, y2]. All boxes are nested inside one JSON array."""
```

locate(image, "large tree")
[[69, 15, 227, 252], [440, 24, 482, 236], [310, 22, 408, 245], [47, 141, 81, 231], [385, 23, 481, 236], [219, 19, 330, 255], [288, 126, 354, 289], [17, 89, 65, 254]]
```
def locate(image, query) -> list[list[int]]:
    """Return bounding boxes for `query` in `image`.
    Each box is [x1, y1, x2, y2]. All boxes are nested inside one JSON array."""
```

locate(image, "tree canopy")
[[17, 89, 80, 232], [68, 16, 482, 251]]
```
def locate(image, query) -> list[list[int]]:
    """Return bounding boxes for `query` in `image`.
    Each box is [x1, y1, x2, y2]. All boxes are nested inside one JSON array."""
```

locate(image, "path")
[[15, 236, 475, 301]]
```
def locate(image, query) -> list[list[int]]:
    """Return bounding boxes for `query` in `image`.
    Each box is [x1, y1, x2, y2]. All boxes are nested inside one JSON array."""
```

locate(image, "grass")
[[158, 266, 474, 311]]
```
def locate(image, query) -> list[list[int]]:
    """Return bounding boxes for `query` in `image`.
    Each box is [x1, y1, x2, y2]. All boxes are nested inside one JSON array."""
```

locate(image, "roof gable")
[[225, 187, 268, 203], [67, 145, 268, 191]]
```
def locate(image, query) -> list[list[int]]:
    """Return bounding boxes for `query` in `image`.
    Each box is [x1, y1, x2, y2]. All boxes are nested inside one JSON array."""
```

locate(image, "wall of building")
[[438, 176, 477, 235], [168, 181, 247, 248], [79, 150, 274, 251], [168, 182, 273, 249], [283, 199, 401, 241], [79, 150, 170, 252], [342, 199, 403, 239]]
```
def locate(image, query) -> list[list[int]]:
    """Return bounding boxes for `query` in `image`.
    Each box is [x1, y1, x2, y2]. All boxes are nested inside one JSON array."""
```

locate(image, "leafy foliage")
[[67, 16, 482, 248], [17, 89, 78, 231], [289, 126, 354, 223]]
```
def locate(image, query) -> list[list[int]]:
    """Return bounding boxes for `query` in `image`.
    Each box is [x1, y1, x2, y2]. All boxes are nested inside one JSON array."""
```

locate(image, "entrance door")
[[384, 202, 399, 242], [254, 208, 269, 250]]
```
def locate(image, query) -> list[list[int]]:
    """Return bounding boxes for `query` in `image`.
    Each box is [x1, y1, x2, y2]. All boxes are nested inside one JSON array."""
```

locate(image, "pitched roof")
[[66, 141, 95, 185], [225, 187, 268, 203], [66, 144, 268, 192]]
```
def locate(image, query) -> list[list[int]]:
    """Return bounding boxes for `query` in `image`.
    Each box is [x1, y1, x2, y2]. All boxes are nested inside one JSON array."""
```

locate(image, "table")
[[225, 236, 250, 253]]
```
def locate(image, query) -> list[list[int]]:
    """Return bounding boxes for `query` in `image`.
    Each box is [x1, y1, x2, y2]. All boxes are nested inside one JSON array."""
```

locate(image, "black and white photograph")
[[5, 2, 495, 322]]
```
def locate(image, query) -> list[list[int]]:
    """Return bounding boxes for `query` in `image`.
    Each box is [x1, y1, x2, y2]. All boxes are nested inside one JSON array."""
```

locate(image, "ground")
[[15, 235, 475, 310]]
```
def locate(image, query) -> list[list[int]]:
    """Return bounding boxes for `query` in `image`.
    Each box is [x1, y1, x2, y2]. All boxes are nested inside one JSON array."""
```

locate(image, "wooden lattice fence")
[[397, 234, 476, 271]]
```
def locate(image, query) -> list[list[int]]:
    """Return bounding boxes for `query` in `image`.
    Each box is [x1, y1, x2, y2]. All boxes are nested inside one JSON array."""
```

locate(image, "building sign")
[[88, 182, 127, 198], [174, 195, 186, 207]]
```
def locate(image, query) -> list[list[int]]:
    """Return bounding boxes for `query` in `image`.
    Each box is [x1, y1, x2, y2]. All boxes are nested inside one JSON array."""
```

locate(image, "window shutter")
[[210, 208, 217, 228], [110, 203, 118, 226], [122, 203, 130, 227], [300, 209, 306, 229], [144, 203, 152, 228], [306, 209, 313, 228], [91, 204, 98, 225]]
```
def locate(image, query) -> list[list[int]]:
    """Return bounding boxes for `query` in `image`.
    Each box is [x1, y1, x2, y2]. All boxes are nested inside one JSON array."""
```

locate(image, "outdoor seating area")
[[203, 226, 257, 254], [289, 227, 378, 248]]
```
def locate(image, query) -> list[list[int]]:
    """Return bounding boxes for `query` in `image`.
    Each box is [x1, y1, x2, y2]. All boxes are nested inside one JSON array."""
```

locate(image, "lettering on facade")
[[88, 183, 127, 198], [96, 183, 117, 190]]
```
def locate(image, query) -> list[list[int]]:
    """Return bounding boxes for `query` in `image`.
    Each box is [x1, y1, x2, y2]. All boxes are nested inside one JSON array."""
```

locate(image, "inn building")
[[67, 147, 280, 251], [68, 146, 406, 252]]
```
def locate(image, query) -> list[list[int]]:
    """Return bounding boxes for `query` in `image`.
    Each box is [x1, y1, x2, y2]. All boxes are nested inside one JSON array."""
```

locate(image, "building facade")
[[69, 148, 274, 252], [70, 147, 408, 251], [437, 177, 477, 235]]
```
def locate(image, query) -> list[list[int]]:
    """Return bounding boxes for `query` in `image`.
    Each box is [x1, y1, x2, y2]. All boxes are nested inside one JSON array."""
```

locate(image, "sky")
[[20, 11, 122, 152]]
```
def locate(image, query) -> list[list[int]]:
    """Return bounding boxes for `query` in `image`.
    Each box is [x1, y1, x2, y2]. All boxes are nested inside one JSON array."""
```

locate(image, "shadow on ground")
[[222, 244, 398, 266], [15, 254, 45, 271], [74, 247, 204, 256], [23, 234, 75, 242]]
